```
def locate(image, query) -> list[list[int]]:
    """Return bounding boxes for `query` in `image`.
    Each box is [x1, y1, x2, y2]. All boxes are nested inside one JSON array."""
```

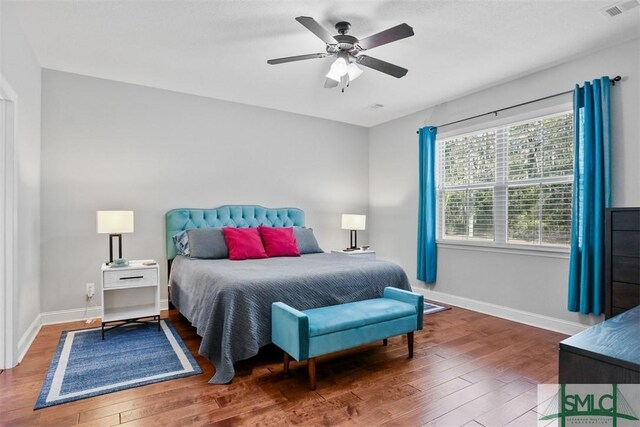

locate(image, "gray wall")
[[41, 70, 369, 312], [1, 2, 42, 361], [369, 38, 640, 328], [35, 37, 640, 330]]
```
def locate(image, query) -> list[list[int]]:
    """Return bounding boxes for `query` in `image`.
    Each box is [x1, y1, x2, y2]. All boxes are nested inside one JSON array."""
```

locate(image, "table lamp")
[[342, 214, 366, 250], [97, 210, 134, 266]]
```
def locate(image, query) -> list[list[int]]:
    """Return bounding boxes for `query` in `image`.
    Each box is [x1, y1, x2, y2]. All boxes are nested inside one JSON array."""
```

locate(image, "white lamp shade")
[[96, 211, 134, 234], [326, 57, 348, 82], [342, 214, 366, 231], [347, 63, 363, 81]]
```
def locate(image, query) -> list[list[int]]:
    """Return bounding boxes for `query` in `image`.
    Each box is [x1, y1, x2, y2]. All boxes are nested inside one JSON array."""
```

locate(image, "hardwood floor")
[[0, 306, 566, 426]]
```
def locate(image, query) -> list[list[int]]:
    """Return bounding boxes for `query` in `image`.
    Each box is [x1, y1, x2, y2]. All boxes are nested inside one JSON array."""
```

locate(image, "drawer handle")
[[120, 276, 144, 280]]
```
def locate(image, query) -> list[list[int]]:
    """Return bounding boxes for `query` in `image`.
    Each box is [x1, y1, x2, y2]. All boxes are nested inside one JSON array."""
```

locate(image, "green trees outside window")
[[438, 112, 573, 247]]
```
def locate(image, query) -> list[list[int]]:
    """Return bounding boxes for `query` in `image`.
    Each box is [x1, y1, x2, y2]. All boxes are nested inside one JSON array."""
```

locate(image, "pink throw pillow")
[[258, 226, 300, 257], [222, 227, 268, 260]]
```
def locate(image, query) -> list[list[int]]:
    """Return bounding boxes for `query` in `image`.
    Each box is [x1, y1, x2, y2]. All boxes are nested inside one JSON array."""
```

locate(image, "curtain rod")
[[417, 75, 622, 134]]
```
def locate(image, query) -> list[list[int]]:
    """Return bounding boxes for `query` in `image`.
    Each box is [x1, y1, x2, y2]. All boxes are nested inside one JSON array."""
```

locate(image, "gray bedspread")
[[169, 253, 411, 383]]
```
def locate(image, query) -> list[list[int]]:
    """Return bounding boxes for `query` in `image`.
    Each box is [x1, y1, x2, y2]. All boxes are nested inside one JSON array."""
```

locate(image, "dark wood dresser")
[[559, 306, 640, 384], [559, 208, 640, 384], [605, 207, 640, 319]]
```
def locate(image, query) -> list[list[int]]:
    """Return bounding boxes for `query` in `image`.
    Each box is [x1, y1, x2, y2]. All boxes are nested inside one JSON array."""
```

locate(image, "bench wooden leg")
[[283, 352, 290, 375], [383, 338, 388, 346], [408, 332, 414, 358], [308, 358, 317, 390]]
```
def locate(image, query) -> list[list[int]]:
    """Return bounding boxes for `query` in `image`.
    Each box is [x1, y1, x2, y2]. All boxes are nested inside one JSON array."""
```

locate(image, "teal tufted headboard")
[[165, 205, 305, 261]]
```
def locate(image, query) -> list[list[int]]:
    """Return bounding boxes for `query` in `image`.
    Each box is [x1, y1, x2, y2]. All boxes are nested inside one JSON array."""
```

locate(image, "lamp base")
[[349, 230, 359, 250], [108, 259, 129, 268], [107, 233, 123, 264]]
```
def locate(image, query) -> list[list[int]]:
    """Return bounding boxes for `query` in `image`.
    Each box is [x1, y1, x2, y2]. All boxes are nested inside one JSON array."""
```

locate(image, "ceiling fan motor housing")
[[334, 34, 359, 52], [335, 21, 351, 34], [329, 21, 359, 53]]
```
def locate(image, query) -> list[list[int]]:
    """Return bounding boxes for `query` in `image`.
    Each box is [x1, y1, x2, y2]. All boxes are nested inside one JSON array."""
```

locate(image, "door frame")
[[0, 74, 17, 369]]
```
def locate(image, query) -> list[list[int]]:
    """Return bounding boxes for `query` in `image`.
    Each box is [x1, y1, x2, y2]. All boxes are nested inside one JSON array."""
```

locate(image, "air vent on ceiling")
[[601, 0, 640, 17]]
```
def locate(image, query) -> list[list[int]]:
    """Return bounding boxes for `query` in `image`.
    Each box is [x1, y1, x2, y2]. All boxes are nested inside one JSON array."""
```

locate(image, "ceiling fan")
[[267, 17, 414, 91]]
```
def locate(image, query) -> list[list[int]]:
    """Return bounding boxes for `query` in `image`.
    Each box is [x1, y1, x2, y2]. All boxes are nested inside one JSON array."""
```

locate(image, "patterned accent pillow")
[[172, 230, 190, 256]]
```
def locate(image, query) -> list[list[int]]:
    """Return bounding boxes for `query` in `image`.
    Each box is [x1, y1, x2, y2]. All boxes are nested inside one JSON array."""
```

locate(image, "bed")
[[166, 205, 412, 384]]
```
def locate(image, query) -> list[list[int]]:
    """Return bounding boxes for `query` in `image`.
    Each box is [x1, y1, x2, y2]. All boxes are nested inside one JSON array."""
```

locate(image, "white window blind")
[[437, 111, 574, 247]]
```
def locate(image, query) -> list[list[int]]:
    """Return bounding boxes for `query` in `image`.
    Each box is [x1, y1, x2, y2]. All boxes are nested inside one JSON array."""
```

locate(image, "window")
[[437, 111, 574, 248]]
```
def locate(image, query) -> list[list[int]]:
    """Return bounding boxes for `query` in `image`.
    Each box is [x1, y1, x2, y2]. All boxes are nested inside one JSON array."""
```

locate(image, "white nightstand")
[[100, 260, 160, 339], [331, 249, 376, 260]]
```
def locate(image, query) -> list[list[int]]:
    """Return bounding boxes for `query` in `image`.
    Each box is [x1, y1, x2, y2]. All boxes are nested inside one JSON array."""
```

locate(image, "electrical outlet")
[[86, 283, 95, 298]]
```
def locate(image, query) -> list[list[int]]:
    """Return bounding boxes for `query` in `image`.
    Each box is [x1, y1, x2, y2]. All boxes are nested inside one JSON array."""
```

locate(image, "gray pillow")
[[293, 227, 323, 254], [187, 228, 229, 259], [172, 230, 190, 256]]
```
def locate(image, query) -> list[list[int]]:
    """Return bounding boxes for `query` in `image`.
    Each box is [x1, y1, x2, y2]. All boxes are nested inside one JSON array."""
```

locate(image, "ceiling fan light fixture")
[[347, 63, 363, 81], [326, 57, 348, 82]]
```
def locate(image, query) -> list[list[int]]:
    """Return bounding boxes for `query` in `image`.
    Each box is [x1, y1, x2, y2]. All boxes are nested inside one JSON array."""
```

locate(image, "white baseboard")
[[16, 299, 170, 363], [39, 299, 169, 325], [413, 288, 594, 336], [17, 314, 42, 364], [16, 292, 588, 364], [39, 306, 102, 325]]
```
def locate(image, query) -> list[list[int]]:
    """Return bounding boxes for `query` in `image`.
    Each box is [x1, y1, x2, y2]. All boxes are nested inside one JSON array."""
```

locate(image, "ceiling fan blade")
[[295, 16, 338, 45], [324, 78, 339, 88], [357, 55, 408, 78], [267, 53, 330, 65], [356, 23, 414, 51]]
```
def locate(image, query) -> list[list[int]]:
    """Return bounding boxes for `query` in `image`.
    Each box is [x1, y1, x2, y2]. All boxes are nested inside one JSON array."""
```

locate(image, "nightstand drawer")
[[103, 268, 158, 289]]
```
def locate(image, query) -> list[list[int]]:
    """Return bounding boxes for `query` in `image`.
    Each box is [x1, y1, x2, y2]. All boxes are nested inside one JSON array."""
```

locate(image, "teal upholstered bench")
[[271, 287, 424, 389]]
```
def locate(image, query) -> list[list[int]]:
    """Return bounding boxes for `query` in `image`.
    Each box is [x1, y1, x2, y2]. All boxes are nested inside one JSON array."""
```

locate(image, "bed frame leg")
[[383, 338, 388, 346], [283, 352, 290, 375], [407, 332, 414, 358], [308, 358, 316, 390]]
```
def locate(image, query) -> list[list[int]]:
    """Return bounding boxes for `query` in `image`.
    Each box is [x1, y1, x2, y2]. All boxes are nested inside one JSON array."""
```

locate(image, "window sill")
[[436, 240, 570, 259]]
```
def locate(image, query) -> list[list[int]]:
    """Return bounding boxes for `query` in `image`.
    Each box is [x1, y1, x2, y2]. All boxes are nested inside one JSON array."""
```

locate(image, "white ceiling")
[[8, 0, 640, 127]]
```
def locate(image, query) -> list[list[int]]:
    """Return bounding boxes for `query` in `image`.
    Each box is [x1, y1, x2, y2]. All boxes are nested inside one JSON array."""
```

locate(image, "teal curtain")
[[568, 77, 612, 315], [417, 126, 437, 283]]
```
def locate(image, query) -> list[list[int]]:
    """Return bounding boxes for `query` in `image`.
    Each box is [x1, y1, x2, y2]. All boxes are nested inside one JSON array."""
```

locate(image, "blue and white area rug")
[[423, 301, 450, 315], [35, 320, 201, 409]]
